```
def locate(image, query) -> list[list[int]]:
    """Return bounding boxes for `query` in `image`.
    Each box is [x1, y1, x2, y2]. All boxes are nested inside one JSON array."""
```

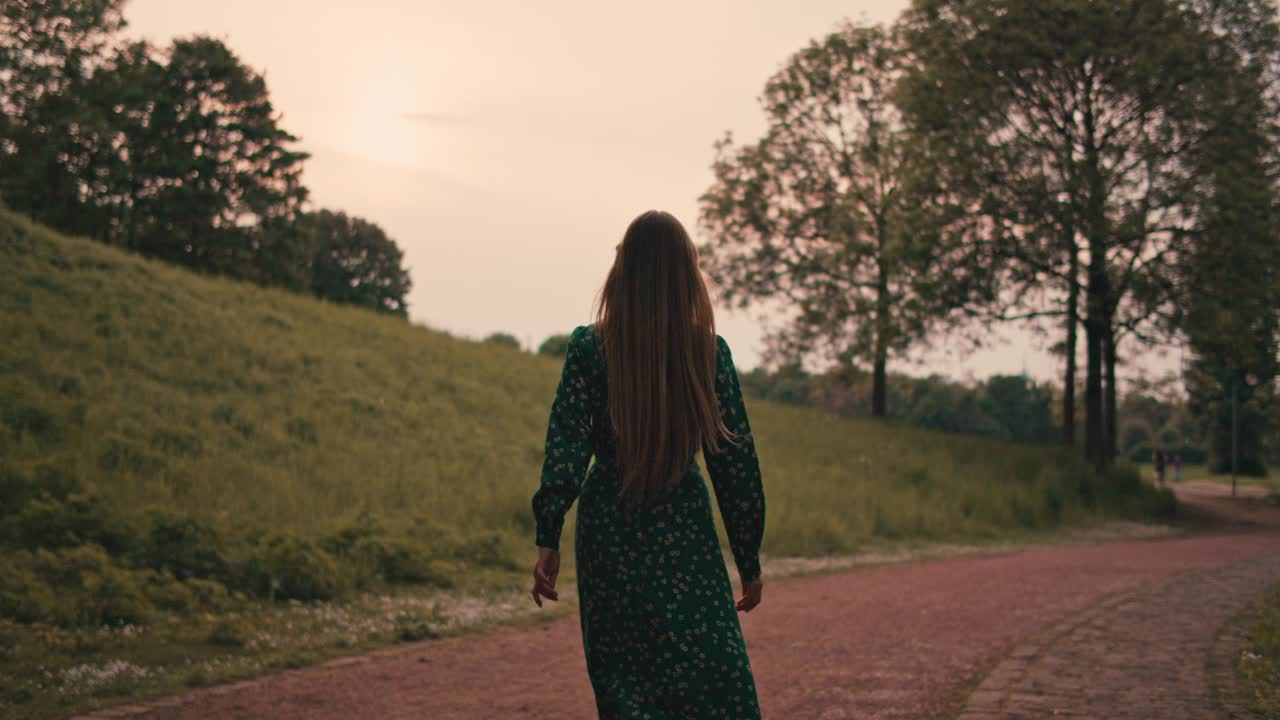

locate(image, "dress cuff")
[[535, 523, 562, 551]]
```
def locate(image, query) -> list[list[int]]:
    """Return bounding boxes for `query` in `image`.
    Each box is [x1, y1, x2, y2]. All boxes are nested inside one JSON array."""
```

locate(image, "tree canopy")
[[700, 22, 987, 417], [896, 0, 1280, 469], [301, 210, 412, 316]]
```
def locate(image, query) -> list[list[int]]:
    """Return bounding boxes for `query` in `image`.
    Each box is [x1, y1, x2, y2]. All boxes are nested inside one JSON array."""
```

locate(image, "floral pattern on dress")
[[533, 324, 765, 719]]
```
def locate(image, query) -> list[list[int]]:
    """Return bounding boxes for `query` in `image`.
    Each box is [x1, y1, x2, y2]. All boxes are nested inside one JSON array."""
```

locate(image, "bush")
[[238, 533, 348, 601], [1, 398, 63, 444], [359, 538, 454, 587], [0, 493, 136, 554], [129, 511, 227, 581], [1089, 464, 1178, 521], [484, 332, 522, 350], [322, 520, 455, 588], [0, 546, 152, 626], [139, 570, 229, 613], [0, 462, 81, 513]]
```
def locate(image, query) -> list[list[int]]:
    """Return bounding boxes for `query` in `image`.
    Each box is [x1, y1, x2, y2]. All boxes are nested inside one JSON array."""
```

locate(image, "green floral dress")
[[533, 325, 765, 719]]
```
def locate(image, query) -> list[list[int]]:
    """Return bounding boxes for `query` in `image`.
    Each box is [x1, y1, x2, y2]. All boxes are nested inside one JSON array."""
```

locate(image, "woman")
[[531, 210, 766, 719]]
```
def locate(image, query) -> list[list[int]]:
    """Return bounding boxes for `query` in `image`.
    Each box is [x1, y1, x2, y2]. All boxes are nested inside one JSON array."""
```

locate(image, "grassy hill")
[[0, 210, 1172, 716]]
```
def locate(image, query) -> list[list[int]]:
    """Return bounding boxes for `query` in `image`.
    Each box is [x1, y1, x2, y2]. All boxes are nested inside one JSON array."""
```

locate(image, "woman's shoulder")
[[714, 333, 733, 361], [567, 324, 601, 360]]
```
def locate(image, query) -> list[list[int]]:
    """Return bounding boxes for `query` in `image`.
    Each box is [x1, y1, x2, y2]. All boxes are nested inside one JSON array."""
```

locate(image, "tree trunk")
[[1063, 234, 1079, 447], [1084, 315, 1105, 472], [1084, 242, 1109, 472], [871, 258, 890, 418], [1103, 326, 1118, 463], [1082, 93, 1110, 473], [871, 349, 887, 418], [870, 281, 890, 417]]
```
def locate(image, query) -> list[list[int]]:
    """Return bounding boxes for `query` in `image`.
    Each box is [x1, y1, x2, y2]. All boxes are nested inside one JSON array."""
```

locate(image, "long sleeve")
[[532, 325, 595, 550], [703, 336, 766, 583]]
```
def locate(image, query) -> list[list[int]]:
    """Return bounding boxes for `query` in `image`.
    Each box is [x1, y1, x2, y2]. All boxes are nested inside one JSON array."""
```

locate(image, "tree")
[[897, 0, 1277, 470], [301, 210, 412, 316], [109, 37, 310, 282], [537, 334, 571, 358], [700, 22, 981, 417], [980, 375, 1058, 445], [0, 0, 127, 235], [484, 333, 522, 350], [1178, 0, 1280, 477]]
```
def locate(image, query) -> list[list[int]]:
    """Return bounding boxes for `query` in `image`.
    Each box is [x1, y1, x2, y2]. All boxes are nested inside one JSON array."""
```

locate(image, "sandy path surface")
[[97, 484, 1280, 720]]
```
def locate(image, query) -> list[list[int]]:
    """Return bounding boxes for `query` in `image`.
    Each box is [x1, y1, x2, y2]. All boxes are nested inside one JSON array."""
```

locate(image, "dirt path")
[[92, 485, 1280, 720]]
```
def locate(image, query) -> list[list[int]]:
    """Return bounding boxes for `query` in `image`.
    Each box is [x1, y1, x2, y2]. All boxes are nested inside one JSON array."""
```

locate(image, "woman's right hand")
[[736, 576, 763, 613], [530, 546, 560, 607]]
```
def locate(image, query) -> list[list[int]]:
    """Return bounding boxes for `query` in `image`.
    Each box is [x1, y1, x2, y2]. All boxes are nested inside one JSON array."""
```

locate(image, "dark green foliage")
[[897, 0, 1280, 470], [238, 533, 347, 602], [1084, 464, 1179, 520], [300, 210, 412, 316], [0, 546, 151, 626], [0, 494, 135, 554], [981, 376, 1058, 445], [740, 365, 810, 406], [537, 334, 570, 357], [484, 332, 522, 350], [1, 400, 61, 443], [1, 2, 423, 304], [109, 37, 310, 282], [128, 512, 227, 582], [0, 0, 127, 238], [0, 545, 231, 626], [740, 365, 1061, 445]]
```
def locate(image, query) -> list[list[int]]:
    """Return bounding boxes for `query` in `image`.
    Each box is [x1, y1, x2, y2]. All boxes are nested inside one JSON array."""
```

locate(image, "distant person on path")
[[1173, 454, 1182, 483], [1154, 447, 1167, 486], [531, 210, 766, 719]]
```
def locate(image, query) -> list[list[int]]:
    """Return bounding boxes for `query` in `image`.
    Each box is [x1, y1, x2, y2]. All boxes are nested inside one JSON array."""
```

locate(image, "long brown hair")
[[596, 210, 730, 509]]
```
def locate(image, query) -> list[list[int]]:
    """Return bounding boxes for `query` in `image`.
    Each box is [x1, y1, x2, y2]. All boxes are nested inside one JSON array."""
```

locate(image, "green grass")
[[0, 210, 1175, 717], [1240, 582, 1280, 718]]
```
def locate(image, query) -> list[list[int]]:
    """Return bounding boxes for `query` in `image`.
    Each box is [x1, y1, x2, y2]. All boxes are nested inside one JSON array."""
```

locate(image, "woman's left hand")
[[530, 547, 560, 607]]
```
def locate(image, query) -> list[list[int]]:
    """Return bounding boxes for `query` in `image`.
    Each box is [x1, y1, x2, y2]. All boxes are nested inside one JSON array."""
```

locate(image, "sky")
[[122, 0, 1181, 383]]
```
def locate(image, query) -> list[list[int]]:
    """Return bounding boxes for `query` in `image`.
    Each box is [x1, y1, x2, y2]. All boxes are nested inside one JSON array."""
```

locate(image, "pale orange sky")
[[122, 0, 1179, 382]]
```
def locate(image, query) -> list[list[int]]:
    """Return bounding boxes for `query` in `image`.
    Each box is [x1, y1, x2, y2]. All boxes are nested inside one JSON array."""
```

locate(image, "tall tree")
[[0, 0, 126, 234], [700, 22, 982, 417], [897, 0, 1274, 470], [1180, 0, 1280, 476], [111, 37, 310, 281], [301, 210, 412, 316]]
